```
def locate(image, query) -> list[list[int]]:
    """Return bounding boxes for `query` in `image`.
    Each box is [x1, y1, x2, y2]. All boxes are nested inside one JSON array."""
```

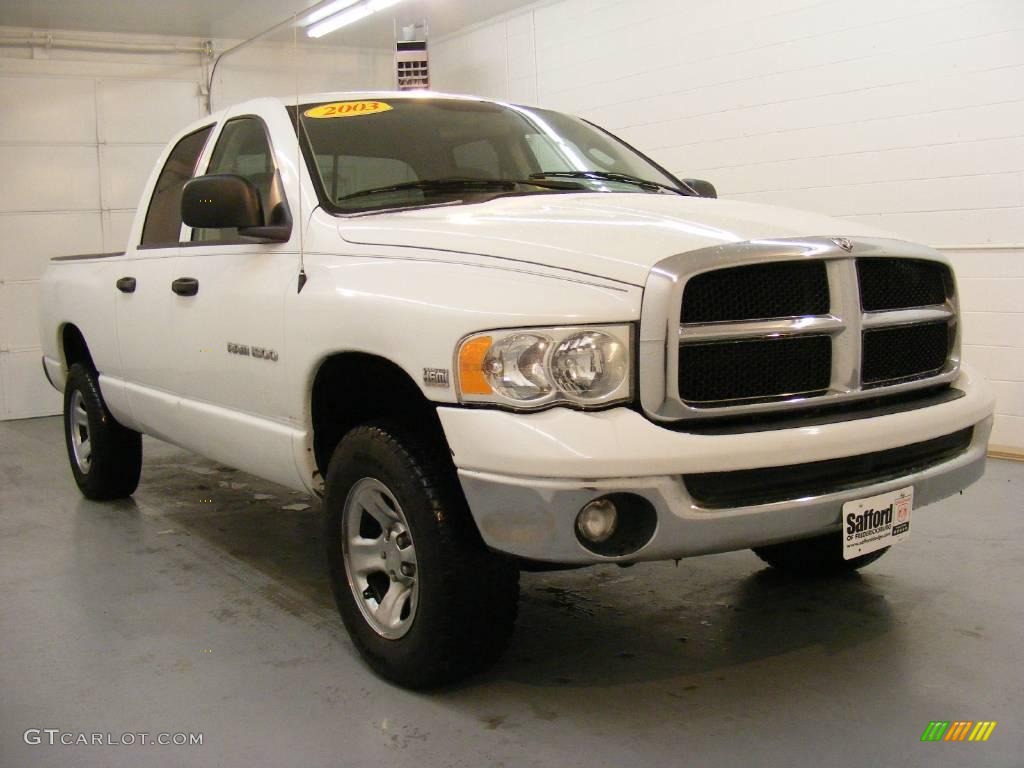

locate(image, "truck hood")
[[338, 193, 896, 286]]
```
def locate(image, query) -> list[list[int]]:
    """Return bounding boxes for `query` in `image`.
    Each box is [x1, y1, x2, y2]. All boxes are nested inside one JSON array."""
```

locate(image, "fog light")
[[576, 499, 618, 543]]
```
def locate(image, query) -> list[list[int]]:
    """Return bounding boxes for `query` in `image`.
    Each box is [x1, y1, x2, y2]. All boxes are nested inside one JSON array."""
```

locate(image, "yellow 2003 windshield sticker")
[[303, 101, 393, 119]]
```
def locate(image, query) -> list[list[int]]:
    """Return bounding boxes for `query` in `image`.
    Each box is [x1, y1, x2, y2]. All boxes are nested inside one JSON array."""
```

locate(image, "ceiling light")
[[299, 0, 361, 27], [306, 0, 403, 38]]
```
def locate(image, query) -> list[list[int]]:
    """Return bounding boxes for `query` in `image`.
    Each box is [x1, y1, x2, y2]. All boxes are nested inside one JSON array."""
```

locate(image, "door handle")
[[171, 277, 199, 297], [116, 276, 136, 293]]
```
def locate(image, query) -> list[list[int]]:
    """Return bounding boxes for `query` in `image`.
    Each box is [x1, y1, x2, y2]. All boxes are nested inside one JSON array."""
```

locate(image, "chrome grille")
[[639, 237, 961, 422]]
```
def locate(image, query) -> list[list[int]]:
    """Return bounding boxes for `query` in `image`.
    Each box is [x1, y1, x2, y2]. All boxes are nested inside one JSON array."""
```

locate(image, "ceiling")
[[0, 0, 539, 47]]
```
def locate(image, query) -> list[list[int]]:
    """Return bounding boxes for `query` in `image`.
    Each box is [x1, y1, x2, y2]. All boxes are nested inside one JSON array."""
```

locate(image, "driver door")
[[167, 113, 302, 487]]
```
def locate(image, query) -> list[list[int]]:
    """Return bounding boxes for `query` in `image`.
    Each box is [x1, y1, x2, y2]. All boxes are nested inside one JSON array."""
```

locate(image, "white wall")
[[0, 27, 391, 420], [431, 0, 1024, 452], [212, 40, 394, 110]]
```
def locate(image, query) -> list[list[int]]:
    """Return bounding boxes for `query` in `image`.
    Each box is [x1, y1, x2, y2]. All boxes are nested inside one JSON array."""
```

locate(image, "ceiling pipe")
[[205, 0, 343, 113], [0, 32, 209, 54]]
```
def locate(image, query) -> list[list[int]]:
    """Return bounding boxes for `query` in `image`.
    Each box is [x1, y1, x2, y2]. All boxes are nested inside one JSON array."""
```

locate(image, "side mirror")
[[181, 174, 291, 242], [682, 178, 717, 199], [182, 174, 263, 228]]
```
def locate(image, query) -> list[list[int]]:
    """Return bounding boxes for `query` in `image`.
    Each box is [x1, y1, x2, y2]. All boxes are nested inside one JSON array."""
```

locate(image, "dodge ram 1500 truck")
[[39, 92, 994, 688]]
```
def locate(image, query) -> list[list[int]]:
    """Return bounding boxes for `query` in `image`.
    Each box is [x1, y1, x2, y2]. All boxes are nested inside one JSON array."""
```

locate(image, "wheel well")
[[311, 353, 448, 476], [61, 324, 95, 373]]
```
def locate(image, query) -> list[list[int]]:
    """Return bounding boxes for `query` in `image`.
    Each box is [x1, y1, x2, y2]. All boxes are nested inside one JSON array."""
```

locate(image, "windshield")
[[292, 97, 686, 214]]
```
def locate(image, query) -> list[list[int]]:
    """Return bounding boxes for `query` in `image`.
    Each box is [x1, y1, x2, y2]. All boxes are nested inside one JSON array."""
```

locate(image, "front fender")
[[284, 252, 642, 419]]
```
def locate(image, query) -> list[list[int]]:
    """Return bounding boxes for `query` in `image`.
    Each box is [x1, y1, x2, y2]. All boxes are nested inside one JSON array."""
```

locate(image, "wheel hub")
[[383, 532, 405, 579], [69, 389, 92, 473], [341, 478, 419, 640]]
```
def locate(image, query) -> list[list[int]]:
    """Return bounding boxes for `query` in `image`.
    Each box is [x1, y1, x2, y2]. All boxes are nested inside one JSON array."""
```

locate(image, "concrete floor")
[[1, 416, 1021, 767]]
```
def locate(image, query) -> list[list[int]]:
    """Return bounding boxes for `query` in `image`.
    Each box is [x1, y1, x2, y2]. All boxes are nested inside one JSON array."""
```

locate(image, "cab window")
[[140, 125, 212, 247], [192, 117, 289, 242]]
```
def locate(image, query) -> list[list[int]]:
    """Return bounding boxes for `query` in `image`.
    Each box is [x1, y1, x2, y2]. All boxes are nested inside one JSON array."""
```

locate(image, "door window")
[[193, 117, 288, 242]]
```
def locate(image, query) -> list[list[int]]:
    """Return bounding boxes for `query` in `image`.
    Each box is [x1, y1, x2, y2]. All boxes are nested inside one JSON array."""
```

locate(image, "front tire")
[[324, 423, 519, 688], [63, 363, 142, 500], [752, 532, 889, 576]]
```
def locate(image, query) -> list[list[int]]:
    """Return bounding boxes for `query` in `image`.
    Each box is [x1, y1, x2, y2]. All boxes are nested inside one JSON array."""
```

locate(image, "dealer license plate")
[[842, 486, 913, 560]]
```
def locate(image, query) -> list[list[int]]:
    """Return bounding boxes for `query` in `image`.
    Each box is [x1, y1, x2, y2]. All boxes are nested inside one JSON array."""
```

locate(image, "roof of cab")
[[170, 91, 507, 145], [287, 90, 497, 105]]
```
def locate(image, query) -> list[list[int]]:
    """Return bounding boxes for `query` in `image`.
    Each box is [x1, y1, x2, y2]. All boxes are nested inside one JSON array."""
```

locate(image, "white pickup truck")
[[40, 92, 994, 687]]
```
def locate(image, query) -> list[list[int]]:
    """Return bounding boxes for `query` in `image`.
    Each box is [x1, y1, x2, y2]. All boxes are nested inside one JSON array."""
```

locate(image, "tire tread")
[[325, 422, 519, 689], [63, 363, 142, 500]]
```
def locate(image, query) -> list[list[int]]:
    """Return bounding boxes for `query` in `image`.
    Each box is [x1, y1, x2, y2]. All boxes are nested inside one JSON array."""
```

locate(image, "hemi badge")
[[423, 368, 450, 387]]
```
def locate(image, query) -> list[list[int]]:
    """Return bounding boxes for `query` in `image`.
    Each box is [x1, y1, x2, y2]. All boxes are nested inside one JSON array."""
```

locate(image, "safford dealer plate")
[[842, 486, 913, 560]]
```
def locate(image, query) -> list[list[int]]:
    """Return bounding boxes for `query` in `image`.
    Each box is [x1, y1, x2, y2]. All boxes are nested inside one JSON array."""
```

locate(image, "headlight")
[[457, 325, 632, 409], [551, 331, 628, 398], [483, 334, 553, 401]]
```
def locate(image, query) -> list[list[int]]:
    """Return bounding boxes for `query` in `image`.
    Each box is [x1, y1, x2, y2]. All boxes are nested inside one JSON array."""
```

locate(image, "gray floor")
[[1, 416, 1021, 768]]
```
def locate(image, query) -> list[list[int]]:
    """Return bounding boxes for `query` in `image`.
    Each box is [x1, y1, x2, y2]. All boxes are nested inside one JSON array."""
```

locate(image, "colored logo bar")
[[921, 721, 997, 742]]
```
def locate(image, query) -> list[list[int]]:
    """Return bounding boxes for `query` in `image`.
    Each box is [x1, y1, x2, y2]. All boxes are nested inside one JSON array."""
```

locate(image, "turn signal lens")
[[458, 336, 493, 395]]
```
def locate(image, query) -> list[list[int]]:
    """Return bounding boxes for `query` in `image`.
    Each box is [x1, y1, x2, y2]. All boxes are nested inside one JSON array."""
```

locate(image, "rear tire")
[[324, 422, 519, 689], [752, 532, 889, 576], [63, 363, 142, 500]]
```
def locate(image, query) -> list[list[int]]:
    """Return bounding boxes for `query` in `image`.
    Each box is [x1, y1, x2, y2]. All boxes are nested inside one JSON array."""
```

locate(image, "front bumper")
[[438, 366, 994, 564]]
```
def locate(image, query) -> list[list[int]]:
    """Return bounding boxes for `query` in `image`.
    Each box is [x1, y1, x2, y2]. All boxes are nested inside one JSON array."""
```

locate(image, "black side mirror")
[[182, 174, 263, 228], [682, 178, 717, 198], [182, 174, 291, 242]]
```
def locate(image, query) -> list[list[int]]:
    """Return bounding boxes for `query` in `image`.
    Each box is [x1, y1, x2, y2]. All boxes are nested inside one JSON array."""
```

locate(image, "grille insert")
[[681, 261, 829, 324], [862, 322, 951, 387], [678, 335, 831, 405], [858, 258, 949, 311], [685, 427, 973, 508]]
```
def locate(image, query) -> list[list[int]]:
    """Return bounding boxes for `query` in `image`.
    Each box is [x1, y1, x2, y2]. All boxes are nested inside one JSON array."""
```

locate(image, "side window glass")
[[193, 117, 285, 242], [140, 126, 212, 247]]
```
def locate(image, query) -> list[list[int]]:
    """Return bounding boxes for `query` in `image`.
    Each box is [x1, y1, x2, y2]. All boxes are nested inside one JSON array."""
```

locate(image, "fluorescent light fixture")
[[306, 0, 403, 38], [299, 0, 361, 27]]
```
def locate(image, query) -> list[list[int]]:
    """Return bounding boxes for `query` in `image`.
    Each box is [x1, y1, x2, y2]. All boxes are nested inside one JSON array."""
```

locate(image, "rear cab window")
[[140, 126, 213, 247]]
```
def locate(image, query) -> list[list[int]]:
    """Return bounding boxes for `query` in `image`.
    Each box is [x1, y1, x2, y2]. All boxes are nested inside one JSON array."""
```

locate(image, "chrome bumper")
[[456, 416, 992, 565]]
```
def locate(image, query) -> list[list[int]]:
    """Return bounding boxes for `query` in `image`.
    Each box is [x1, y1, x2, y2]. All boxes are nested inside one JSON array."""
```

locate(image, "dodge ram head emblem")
[[832, 237, 854, 252]]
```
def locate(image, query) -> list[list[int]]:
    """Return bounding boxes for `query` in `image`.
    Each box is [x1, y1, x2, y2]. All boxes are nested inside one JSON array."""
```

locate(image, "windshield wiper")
[[530, 170, 687, 196], [338, 176, 584, 202]]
